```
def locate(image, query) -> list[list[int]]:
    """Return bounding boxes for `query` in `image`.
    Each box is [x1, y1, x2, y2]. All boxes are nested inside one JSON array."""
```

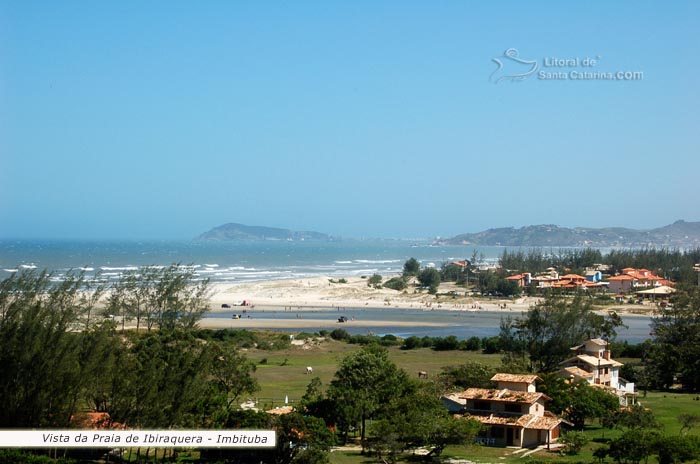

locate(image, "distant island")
[[437, 220, 700, 248], [197, 223, 333, 241]]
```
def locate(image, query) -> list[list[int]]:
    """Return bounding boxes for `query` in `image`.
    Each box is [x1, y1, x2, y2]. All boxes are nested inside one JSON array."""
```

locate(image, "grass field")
[[242, 338, 501, 408], [241, 336, 700, 463]]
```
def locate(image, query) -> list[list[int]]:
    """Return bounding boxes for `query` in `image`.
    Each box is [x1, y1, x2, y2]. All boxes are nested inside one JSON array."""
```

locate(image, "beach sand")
[[204, 275, 656, 319], [206, 275, 540, 313]]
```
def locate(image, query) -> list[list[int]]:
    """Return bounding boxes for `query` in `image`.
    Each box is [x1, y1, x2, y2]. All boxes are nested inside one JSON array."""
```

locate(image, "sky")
[[1, 1, 698, 240]]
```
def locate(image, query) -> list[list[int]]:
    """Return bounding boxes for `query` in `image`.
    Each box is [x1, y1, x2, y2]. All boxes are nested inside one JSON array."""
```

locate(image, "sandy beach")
[[207, 275, 539, 312], [204, 275, 656, 318]]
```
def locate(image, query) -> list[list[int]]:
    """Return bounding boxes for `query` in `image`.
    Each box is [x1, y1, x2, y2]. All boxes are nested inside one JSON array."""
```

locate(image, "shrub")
[[401, 335, 422, 350], [384, 277, 407, 291], [464, 336, 481, 351], [368, 274, 382, 288], [330, 328, 350, 341], [559, 430, 590, 455]]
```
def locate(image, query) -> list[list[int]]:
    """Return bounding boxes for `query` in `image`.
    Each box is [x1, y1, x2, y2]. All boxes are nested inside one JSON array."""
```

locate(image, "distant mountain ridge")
[[197, 223, 332, 241], [438, 220, 700, 248]]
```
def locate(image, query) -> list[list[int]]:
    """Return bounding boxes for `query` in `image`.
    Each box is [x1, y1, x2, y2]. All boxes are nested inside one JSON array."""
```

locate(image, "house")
[[607, 268, 674, 294], [505, 273, 531, 287], [558, 339, 635, 406], [585, 270, 603, 283], [442, 374, 563, 448]]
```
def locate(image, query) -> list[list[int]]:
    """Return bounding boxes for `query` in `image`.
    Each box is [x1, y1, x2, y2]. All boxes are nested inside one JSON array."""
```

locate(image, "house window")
[[515, 429, 520, 439], [504, 403, 521, 414], [474, 400, 490, 411]]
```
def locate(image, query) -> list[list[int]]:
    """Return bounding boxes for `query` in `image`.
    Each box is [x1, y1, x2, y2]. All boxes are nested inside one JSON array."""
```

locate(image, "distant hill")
[[197, 223, 332, 241], [437, 220, 700, 248]]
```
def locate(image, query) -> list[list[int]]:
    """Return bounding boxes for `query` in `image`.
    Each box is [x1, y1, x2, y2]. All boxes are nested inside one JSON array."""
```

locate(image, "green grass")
[[243, 339, 500, 408]]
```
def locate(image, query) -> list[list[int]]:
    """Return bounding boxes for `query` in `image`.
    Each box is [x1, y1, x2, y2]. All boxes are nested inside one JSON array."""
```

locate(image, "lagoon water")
[[204, 308, 653, 343]]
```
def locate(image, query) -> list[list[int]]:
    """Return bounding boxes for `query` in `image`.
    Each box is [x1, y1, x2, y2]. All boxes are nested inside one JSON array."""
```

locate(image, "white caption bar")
[[0, 430, 276, 448]]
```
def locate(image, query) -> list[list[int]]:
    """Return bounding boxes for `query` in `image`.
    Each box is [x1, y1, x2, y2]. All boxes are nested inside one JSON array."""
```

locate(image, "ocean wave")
[[334, 260, 353, 264], [3, 269, 18, 273], [354, 259, 401, 264], [20, 264, 38, 269], [100, 266, 139, 271]]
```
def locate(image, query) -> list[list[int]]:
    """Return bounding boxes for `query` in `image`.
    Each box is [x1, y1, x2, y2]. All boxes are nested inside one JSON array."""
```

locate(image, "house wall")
[[496, 381, 535, 392], [525, 400, 545, 416], [610, 367, 620, 390], [609, 280, 633, 293]]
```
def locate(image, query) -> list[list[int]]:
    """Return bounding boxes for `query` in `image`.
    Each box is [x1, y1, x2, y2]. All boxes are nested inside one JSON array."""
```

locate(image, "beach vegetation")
[[417, 267, 441, 293], [383, 276, 407, 291], [330, 328, 350, 341], [402, 257, 420, 278], [367, 273, 382, 288]]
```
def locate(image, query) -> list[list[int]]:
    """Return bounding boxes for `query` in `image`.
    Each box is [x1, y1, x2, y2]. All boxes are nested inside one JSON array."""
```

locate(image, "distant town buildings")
[[504, 266, 675, 295]]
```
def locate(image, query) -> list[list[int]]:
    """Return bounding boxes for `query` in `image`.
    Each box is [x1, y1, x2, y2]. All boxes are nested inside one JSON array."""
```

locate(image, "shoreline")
[[205, 276, 659, 318]]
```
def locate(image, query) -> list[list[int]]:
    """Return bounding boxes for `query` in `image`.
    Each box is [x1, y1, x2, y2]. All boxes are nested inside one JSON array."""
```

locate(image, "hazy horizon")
[[2, 2, 698, 240]]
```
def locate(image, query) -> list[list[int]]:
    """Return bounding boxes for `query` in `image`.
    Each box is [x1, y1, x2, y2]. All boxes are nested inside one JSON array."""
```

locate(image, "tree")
[[499, 294, 624, 373], [367, 381, 481, 460], [559, 430, 590, 455], [418, 267, 441, 294], [646, 286, 700, 391], [402, 258, 420, 278], [209, 343, 259, 413], [440, 362, 496, 389], [602, 403, 661, 431], [565, 380, 620, 430], [0, 270, 89, 427], [327, 345, 411, 448]]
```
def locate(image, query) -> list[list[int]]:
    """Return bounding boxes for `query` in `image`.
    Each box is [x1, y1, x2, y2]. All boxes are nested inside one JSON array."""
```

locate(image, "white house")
[[558, 339, 635, 405]]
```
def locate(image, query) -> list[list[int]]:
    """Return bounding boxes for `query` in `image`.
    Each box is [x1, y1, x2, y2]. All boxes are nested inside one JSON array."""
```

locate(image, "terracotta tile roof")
[[490, 374, 541, 384], [70, 412, 127, 430], [458, 388, 548, 404], [505, 274, 524, 280], [561, 354, 623, 368], [266, 406, 295, 415], [560, 366, 595, 379], [607, 274, 636, 281], [463, 413, 562, 430], [560, 274, 586, 280]]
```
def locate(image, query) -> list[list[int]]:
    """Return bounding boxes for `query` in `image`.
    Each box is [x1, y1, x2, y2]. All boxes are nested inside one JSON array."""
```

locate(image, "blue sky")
[[1, 1, 698, 239]]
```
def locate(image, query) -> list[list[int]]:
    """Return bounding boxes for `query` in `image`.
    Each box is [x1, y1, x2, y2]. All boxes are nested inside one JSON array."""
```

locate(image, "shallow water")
[[204, 308, 652, 343]]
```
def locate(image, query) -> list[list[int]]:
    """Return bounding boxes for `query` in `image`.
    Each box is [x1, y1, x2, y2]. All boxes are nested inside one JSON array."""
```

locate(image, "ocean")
[[0, 239, 654, 341], [0, 239, 503, 283]]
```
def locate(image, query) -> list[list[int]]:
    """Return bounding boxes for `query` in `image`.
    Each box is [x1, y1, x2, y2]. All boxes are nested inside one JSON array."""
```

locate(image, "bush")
[[384, 277, 407, 291], [559, 430, 589, 455], [481, 336, 501, 354], [368, 274, 382, 288], [464, 336, 481, 351], [401, 335, 422, 350], [433, 335, 460, 351], [330, 328, 350, 341], [656, 435, 700, 464]]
